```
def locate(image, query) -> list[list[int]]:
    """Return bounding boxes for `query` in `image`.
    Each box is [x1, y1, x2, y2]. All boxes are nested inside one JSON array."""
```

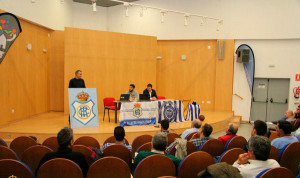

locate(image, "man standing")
[[126, 84, 139, 101], [143, 83, 157, 101], [69, 70, 86, 88]]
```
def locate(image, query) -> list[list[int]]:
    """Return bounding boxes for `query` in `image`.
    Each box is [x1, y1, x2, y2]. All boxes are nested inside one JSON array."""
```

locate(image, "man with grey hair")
[[218, 123, 239, 145], [233, 135, 279, 178], [181, 119, 202, 139], [133, 132, 181, 171], [36, 127, 89, 176]]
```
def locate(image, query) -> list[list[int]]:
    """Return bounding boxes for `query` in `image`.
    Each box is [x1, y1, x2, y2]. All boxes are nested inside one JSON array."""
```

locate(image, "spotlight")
[[184, 14, 190, 26], [200, 17, 206, 26], [216, 20, 223, 31], [91, 0, 97, 12], [160, 10, 167, 23], [124, 2, 130, 17]]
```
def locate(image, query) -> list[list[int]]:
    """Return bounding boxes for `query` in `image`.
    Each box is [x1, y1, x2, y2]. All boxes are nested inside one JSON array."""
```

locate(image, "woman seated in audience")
[[190, 123, 213, 148], [233, 136, 280, 178], [101, 126, 132, 151]]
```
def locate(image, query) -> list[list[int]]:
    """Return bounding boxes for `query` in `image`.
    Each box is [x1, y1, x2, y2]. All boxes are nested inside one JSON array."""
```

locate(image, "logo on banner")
[[160, 101, 177, 122], [72, 91, 95, 125], [133, 103, 142, 118]]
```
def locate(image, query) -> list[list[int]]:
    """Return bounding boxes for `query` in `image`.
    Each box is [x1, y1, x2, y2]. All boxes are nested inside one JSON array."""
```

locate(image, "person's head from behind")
[[198, 115, 205, 122], [57, 127, 73, 148], [285, 110, 293, 118], [160, 119, 170, 131], [114, 126, 126, 142], [226, 123, 238, 135], [251, 120, 267, 136], [152, 132, 168, 151], [276, 120, 293, 137], [201, 124, 213, 137], [75, 70, 82, 79], [191, 119, 201, 129], [147, 84, 152, 92], [248, 135, 271, 161], [129, 84, 135, 92]]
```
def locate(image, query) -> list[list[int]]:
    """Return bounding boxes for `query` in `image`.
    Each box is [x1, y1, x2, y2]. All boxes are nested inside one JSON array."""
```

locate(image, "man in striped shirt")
[[190, 123, 213, 148], [101, 126, 132, 151]]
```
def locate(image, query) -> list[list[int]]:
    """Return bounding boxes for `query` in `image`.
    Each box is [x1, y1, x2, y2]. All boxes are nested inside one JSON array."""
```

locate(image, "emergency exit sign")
[[296, 74, 300, 81]]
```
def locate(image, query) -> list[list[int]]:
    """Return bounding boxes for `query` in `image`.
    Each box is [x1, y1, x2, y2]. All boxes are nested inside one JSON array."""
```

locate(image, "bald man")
[[279, 110, 295, 122], [181, 119, 202, 139], [218, 123, 239, 145]]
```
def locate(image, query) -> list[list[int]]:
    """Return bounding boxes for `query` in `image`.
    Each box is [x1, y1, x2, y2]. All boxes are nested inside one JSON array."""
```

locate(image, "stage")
[[0, 111, 233, 146]]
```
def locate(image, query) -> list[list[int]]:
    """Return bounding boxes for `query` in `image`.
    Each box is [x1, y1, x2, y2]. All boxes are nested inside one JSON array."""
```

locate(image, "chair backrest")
[[177, 151, 215, 178], [185, 132, 197, 141], [225, 136, 247, 150], [21, 145, 52, 174], [167, 133, 180, 146], [136, 142, 152, 153], [256, 167, 294, 178], [42, 136, 59, 151], [157, 96, 166, 100], [103, 97, 115, 107], [103, 136, 129, 145], [36, 158, 83, 178], [72, 145, 93, 166], [217, 148, 246, 165], [86, 156, 131, 178], [269, 130, 279, 142], [102, 144, 132, 167], [0, 159, 34, 178], [134, 154, 176, 178], [10, 136, 37, 159], [269, 145, 279, 162], [279, 142, 300, 176], [132, 135, 153, 155], [74, 136, 100, 149], [168, 141, 197, 156], [0, 145, 18, 160], [199, 139, 225, 157], [0, 138, 8, 147]]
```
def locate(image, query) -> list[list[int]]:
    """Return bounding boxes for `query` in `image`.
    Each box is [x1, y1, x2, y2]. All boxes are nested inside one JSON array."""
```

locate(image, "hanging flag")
[[185, 103, 201, 121]]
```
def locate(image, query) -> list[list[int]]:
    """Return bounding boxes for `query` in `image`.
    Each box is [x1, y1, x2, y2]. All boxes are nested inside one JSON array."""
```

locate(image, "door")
[[251, 79, 269, 122]]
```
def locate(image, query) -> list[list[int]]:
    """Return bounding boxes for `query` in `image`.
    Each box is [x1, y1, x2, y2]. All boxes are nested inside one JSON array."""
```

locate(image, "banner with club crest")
[[68, 88, 99, 128], [158, 100, 184, 123]]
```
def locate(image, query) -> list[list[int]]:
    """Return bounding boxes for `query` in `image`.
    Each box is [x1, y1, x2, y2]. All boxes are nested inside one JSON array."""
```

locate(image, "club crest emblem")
[[133, 103, 142, 118], [160, 101, 177, 122], [72, 91, 95, 125]]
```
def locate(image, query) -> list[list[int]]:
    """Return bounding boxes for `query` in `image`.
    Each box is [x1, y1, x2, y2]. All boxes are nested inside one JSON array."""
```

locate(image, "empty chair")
[[72, 145, 93, 166], [0, 159, 34, 178], [167, 133, 180, 146], [132, 135, 153, 155], [103, 136, 129, 145], [269, 145, 279, 162], [136, 142, 152, 153], [134, 154, 176, 178], [217, 148, 246, 165], [199, 139, 224, 157], [74, 136, 100, 149], [168, 141, 197, 156], [36, 158, 83, 178], [255, 167, 294, 178], [102, 144, 132, 167], [185, 132, 197, 141], [157, 96, 166, 100], [225, 136, 247, 150], [177, 151, 215, 178], [10, 136, 37, 159], [103, 97, 118, 122], [279, 142, 300, 176], [42, 137, 59, 151], [0, 138, 8, 147], [0, 145, 18, 160], [86, 157, 131, 178], [21, 145, 52, 174]]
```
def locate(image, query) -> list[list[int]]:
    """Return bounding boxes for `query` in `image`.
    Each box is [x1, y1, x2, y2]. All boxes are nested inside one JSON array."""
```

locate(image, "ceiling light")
[[184, 14, 190, 26], [91, 0, 97, 12], [160, 10, 167, 23]]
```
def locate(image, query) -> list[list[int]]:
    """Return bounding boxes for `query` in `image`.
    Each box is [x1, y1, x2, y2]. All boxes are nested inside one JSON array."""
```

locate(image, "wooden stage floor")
[[0, 111, 233, 145]]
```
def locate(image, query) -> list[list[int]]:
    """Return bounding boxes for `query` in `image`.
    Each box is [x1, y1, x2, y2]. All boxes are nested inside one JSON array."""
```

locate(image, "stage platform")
[[0, 111, 233, 145]]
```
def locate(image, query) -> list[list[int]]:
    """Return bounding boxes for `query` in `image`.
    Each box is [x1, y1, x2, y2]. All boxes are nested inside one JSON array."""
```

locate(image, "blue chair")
[[224, 136, 247, 150], [217, 148, 245, 165], [279, 142, 300, 176]]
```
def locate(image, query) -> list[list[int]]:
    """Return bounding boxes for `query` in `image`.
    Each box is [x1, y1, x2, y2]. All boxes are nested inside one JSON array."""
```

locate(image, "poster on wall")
[[0, 13, 22, 64]]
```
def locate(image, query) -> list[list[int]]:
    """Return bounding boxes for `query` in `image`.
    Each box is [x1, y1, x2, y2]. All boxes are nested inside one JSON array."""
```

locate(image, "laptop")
[[120, 94, 130, 101], [139, 94, 150, 101]]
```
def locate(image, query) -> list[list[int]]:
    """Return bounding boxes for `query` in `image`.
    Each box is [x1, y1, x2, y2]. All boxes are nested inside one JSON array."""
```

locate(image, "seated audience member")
[[295, 127, 300, 141], [198, 115, 205, 121], [271, 120, 298, 152], [36, 127, 88, 176], [233, 136, 280, 178], [279, 110, 295, 122], [160, 119, 172, 134], [244, 120, 267, 152], [134, 132, 181, 170], [143, 83, 157, 101], [180, 119, 202, 139], [218, 123, 239, 145], [101, 126, 132, 151], [190, 123, 213, 148], [126, 84, 139, 101]]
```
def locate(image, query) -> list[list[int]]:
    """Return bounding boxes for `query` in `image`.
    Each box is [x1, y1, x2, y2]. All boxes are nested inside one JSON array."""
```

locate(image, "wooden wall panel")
[[49, 31, 64, 111], [64, 28, 157, 113]]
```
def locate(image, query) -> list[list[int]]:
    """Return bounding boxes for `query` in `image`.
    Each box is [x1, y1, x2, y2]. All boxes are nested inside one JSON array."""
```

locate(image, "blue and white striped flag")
[[158, 100, 184, 123], [185, 104, 201, 121]]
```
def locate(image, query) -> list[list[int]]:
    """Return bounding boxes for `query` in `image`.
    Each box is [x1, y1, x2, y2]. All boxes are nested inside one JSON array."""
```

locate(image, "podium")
[[68, 88, 99, 128]]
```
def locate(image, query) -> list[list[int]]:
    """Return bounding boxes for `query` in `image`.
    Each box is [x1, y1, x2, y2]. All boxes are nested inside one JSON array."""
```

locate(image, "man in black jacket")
[[69, 70, 86, 88], [36, 127, 89, 176], [143, 83, 157, 101]]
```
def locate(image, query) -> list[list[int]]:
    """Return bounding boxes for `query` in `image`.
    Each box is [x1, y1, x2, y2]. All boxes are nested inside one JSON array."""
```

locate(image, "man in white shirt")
[[233, 136, 280, 178]]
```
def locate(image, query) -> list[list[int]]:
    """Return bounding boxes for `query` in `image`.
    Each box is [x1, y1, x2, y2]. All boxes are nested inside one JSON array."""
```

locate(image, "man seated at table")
[[133, 132, 181, 171], [190, 123, 213, 148], [143, 83, 157, 101], [180, 119, 202, 139], [218, 123, 239, 145], [101, 126, 132, 151], [126, 84, 139, 101]]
